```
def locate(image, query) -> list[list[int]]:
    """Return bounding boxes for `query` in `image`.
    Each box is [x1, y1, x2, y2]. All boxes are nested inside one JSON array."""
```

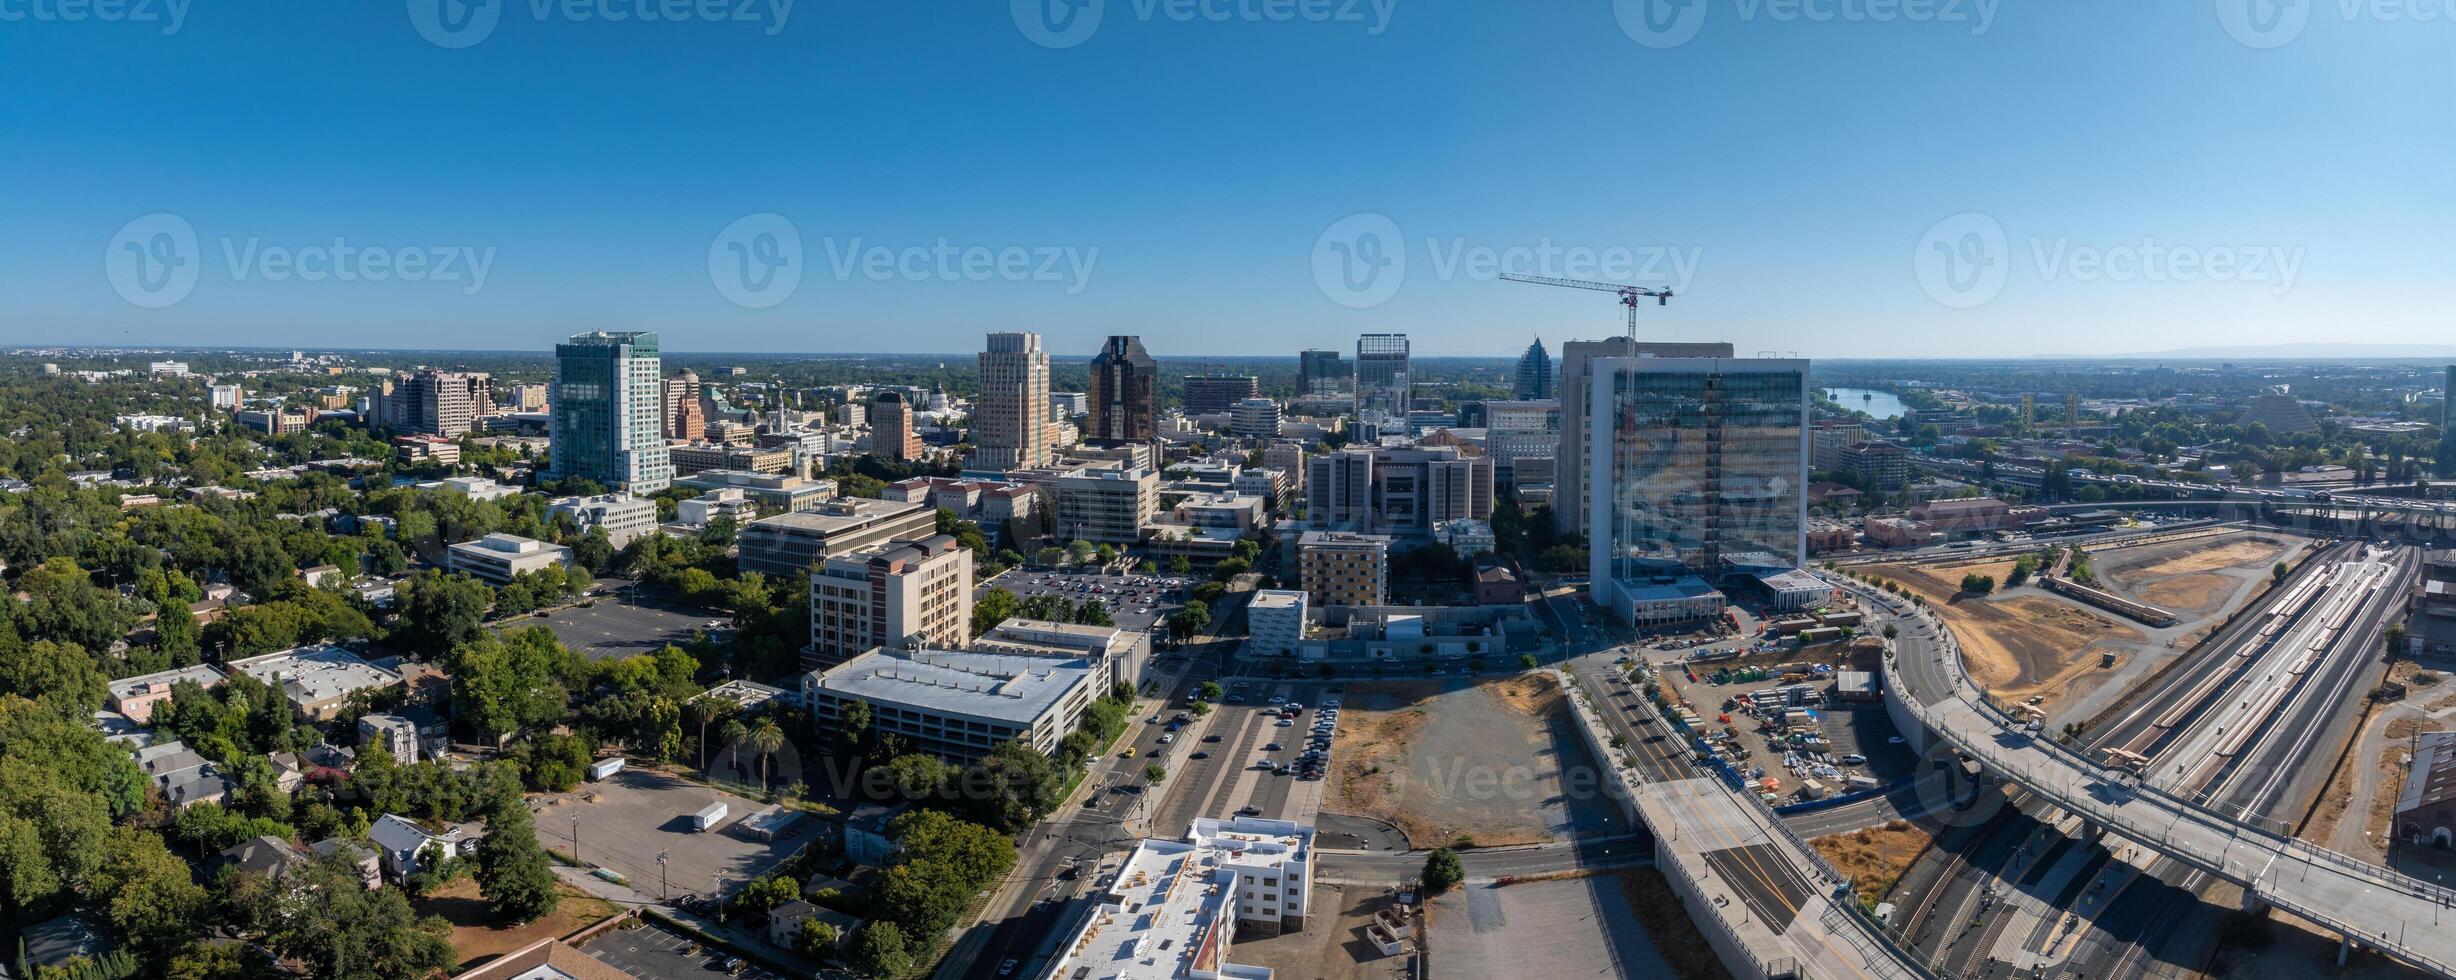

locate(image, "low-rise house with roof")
[[369, 813, 484, 881]]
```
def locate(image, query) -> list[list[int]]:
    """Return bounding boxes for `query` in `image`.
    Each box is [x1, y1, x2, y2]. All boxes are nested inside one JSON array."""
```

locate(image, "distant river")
[[1824, 387, 1909, 419]]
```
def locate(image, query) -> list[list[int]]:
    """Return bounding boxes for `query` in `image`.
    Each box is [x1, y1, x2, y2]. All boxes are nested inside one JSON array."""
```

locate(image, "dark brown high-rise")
[[1089, 335, 1157, 444]]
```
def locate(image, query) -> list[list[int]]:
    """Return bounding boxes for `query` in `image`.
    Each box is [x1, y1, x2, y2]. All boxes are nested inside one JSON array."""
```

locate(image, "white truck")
[[587, 758, 625, 781], [691, 801, 728, 832]]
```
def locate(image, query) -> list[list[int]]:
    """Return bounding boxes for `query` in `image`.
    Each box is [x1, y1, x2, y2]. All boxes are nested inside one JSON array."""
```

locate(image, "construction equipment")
[[1498, 273, 1672, 344]]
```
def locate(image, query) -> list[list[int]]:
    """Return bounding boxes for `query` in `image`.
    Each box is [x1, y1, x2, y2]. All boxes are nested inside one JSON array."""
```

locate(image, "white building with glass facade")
[[548, 331, 673, 493]]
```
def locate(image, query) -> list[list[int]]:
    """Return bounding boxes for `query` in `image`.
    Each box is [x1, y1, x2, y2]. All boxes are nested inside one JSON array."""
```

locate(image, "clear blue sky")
[[1, 0, 2444, 358]]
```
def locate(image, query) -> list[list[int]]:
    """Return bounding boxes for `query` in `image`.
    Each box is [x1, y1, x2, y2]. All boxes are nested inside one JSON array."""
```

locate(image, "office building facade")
[[1554, 338, 1735, 538], [802, 648, 1101, 764], [1515, 337, 1553, 400], [736, 497, 937, 576], [375, 369, 491, 438], [1183, 374, 1260, 416], [1088, 335, 1157, 443], [1299, 348, 1349, 396], [1303, 444, 1492, 539], [975, 332, 1053, 471], [549, 331, 672, 492], [1299, 531, 1390, 607], [663, 369, 707, 442], [1587, 357, 1809, 625], [869, 390, 922, 462], [1354, 333, 1411, 421]]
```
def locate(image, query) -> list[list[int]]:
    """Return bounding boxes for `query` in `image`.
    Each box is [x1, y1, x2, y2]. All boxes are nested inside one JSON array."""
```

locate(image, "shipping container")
[[587, 758, 625, 781], [692, 801, 728, 832]]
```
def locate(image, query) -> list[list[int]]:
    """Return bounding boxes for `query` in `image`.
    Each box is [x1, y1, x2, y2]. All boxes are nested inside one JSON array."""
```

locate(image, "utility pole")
[[571, 816, 580, 865], [658, 849, 669, 901]]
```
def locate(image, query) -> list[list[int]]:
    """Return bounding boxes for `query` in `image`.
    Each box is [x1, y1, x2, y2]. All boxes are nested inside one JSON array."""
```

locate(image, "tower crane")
[[1498, 273, 1672, 344]]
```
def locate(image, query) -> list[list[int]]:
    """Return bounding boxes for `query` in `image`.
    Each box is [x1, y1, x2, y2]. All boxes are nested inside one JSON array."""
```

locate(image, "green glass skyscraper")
[[549, 331, 672, 493]]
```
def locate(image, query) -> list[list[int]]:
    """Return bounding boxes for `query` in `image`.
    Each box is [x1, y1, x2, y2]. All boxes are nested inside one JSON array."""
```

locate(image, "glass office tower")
[[1588, 357, 1807, 622], [1354, 333, 1411, 421], [549, 331, 672, 493]]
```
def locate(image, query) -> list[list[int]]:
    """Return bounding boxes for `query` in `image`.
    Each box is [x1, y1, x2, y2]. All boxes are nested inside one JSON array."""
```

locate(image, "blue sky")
[[1, 0, 2445, 358]]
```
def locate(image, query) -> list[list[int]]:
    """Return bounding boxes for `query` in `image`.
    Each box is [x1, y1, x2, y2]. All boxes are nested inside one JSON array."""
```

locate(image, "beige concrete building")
[[975, 331, 1053, 471], [1298, 531, 1390, 607], [804, 534, 975, 671], [736, 497, 936, 577]]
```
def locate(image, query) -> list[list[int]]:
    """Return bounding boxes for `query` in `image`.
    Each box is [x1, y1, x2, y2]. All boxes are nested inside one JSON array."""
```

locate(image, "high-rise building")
[[1588, 356, 1809, 625], [1554, 338, 1735, 538], [1299, 531, 1390, 607], [1299, 349, 1349, 396], [975, 332, 1053, 470], [663, 369, 707, 442], [376, 369, 491, 438], [1515, 338, 1554, 400], [1182, 374, 1260, 416], [1485, 399, 1560, 486], [1088, 336, 1157, 443], [1304, 444, 1492, 539], [1354, 334, 1411, 421], [803, 534, 974, 671], [208, 384, 244, 411], [869, 390, 922, 462], [548, 331, 671, 493], [1230, 397, 1283, 439], [2442, 366, 2456, 477]]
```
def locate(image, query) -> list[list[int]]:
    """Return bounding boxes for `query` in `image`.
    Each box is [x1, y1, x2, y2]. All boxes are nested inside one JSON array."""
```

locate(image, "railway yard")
[[1872, 537, 2425, 979]]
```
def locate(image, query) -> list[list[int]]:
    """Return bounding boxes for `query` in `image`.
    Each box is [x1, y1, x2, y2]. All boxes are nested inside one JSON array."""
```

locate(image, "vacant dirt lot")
[[1227, 883, 1411, 980], [419, 877, 619, 971], [1872, 560, 2140, 709], [1329, 674, 1616, 847], [2099, 533, 2300, 617], [1813, 819, 1934, 906]]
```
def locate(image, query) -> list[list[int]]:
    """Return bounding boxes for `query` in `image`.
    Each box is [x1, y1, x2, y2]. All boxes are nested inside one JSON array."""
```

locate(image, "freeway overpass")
[[1853, 579, 2456, 975]]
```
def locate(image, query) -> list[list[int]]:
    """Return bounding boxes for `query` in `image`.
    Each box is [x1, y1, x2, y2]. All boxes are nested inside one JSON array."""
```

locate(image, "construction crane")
[[1499, 273, 1672, 344]]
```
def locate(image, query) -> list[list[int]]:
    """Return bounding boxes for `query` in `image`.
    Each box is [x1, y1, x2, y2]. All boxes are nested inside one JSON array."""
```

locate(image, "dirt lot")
[[418, 877, 619, 971], [2098, 533, 2300, 617], [1871, 559, 2141, 709], [1328, 674, 1617, 847], [1812, 819, 1934, 906], [1225, 883, 1412, 980], [1613, 868, 1736, 980]]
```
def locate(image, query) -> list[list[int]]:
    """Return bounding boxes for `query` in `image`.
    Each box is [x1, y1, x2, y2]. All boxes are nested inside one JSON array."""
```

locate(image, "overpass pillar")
[[2339, 933, 2351, 967], [2238, 887, 2264, 915], [2080, 820, 2106, 845]]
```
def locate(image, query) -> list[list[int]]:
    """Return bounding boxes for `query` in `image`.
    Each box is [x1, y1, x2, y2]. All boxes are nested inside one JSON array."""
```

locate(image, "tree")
[[1882, 624, 1898, 640], [395, 570, 492, 656], [972, 587, 1021, 638], [1422, 847, 1465, 894], [883, 753, 953, 801], [962, 742, 1064, 833], [1073, 598, 1115, 627], [475, 797, 562, 924], [887, 809, 1016, 890], [1143, 763, 1167, 785], [1196, 680, 1224, 702], [89, 826, 207, 956], [571, 527, 616, 574], [795, 917, 842, 959], [1167, 600, 1212, 641], [846, 921, 913, 979], [1168, 555, 1192, 576], [2273, 561, 2290, 585], [746, 717, 789, 792]]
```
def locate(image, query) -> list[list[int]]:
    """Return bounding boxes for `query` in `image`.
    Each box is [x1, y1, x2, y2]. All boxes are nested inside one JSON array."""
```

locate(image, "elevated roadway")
[[1858, 578, 2456, 975]]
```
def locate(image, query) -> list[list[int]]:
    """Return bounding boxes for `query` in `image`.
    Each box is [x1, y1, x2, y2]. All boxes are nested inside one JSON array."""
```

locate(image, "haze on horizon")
[[2, 2, 2444, 359]]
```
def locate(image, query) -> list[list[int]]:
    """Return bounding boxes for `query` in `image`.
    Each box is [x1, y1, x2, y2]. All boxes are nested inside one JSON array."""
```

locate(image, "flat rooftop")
[[227, 646, 402, 705], [108, 664, 226, 700], [811, 648, 1095, 725], [1049, 841, 1266, 980], [745, 497, 926, 534]]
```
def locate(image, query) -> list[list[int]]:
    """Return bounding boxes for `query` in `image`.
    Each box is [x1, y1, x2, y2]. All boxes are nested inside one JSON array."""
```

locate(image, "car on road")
[[1887, 736, 1907, 745], [1841, 753, 1867, 765], [1158, 734, 1174, 744], [1226, 693, 1246, 702], [1262, 742, 1281, 751], [1237, 805, 1263, 816], [1203, 734, 1222, 742], [998, 959, 1020, 976], [1190, 751, 1209, 760]]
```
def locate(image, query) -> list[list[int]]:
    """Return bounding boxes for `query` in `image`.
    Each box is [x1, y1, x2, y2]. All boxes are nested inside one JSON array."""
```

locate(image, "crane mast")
[[1497, 273, 1672, 344]]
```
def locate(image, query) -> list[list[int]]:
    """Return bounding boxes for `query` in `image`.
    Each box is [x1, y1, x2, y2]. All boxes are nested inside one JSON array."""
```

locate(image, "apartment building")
[[1298, 531, 1390, 607], [804, 535, 975, 671], [548, 493, 659, 548]]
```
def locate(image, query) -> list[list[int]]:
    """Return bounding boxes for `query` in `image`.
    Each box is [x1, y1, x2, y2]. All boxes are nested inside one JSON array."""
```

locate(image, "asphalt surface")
[[508, 583, 728, 661], [579, 919, 795, 980], [978, 567, 1192, 637]]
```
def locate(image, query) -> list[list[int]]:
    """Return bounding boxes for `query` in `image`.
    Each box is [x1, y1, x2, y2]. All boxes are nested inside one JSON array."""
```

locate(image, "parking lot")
[[981, 567, 1190, 636], [1654, 649, 1914, 803], [1145, 682, 1342, 830], [508, 586, 727, 661], [531, 768, 808, 902], [579, 919, 794, 980]]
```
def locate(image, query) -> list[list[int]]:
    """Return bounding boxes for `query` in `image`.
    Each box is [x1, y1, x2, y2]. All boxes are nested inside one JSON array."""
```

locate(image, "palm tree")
[[687, 696, 728, 771], [719, 718, 749, 781], [747, 718, 788, 793]]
